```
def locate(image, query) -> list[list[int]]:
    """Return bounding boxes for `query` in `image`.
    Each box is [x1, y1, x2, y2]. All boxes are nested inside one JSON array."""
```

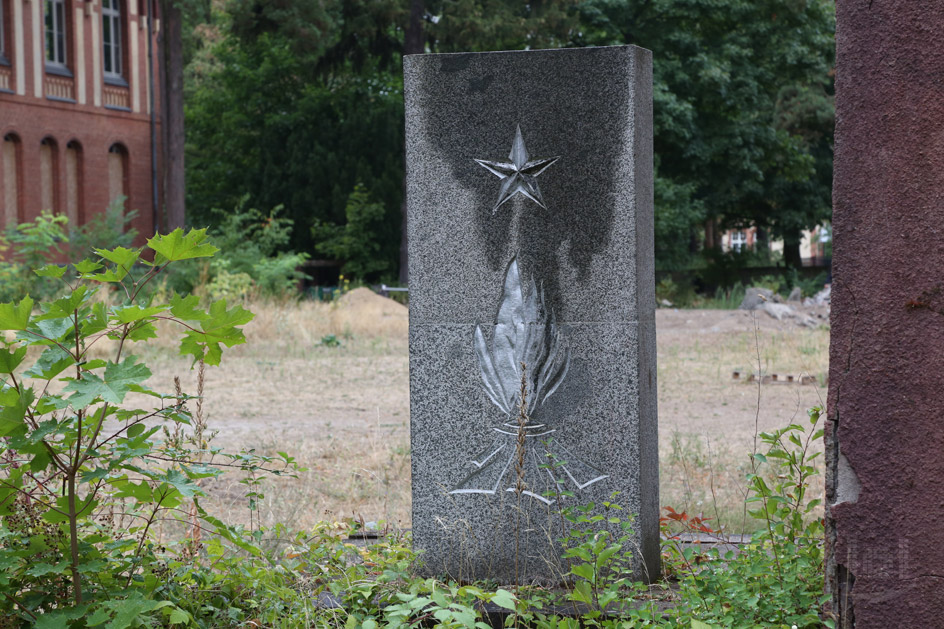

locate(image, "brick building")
[[0, 0, 162, 239], [721, 226, 830, 266]]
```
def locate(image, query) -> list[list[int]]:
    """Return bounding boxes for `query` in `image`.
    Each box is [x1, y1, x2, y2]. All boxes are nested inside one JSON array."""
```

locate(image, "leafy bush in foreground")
[[0, 204, 138, 304], [0, 229, 298, 626]]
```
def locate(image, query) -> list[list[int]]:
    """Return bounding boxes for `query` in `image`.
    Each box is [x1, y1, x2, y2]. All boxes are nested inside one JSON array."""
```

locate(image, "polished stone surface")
[[405, 45, 658, 583]]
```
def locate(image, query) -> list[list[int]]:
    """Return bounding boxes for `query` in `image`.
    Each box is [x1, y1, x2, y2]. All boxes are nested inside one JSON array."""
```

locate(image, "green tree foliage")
[[426, 0, 581, 52], [577, 0, 835, 268], [185, 0, 583, 279], [185, 33, 404, 267], [313, 183, 391, 281], [185, 0, 834, 276]]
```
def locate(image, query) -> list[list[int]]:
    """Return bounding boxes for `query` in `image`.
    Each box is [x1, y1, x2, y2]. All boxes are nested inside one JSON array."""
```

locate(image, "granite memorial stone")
[[405, 46, 659, 583]]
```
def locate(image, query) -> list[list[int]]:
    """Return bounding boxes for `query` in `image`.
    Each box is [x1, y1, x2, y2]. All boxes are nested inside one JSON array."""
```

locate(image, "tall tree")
[[185, 33, 405, 276], [184, 0, 834, 277]]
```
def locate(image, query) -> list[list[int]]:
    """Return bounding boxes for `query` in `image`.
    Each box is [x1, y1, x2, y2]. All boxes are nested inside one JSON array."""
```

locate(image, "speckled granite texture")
[[405, 46, 658, 584]]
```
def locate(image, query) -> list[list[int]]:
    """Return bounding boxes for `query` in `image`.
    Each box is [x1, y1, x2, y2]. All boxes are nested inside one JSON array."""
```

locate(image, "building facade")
[[0, 0, 161, 239], [721, 226, 830, 267]]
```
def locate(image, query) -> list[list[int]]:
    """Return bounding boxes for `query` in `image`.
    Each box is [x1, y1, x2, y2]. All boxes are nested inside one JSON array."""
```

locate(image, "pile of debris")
[[738, 285, 831, 328]]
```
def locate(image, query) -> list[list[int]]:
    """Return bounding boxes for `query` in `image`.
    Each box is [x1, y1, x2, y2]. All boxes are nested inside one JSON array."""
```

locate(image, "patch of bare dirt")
[[142, 297, 828, 532]]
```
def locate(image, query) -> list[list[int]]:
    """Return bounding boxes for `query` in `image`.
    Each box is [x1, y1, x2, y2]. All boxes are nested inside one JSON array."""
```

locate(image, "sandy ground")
[[657, 307, 828, 449], [140, 290, 829, 533]]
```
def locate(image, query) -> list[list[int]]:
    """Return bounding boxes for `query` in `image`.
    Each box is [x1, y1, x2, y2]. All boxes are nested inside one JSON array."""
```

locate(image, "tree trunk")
[[755, 227, 769, 250], [782, 229, 803, 268], [159, 0, 186, 231], [405, 0, 424, 56], [703, 218, 718, 250], [399, 0, 424, 286]]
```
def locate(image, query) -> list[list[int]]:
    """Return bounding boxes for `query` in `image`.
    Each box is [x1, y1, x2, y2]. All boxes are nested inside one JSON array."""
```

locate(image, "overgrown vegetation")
[[662, 408, 829, 627], [0, 203, 137, 303], [313, 183, 392, 280], [0, 231, 300, 625], [162, 198, 310, 300], [0, 205, 309, 306], [0, 232, 829, 625]]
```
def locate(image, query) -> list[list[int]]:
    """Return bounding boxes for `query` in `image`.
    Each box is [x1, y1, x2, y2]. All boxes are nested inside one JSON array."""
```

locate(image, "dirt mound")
[[336, 287, 408, 320]]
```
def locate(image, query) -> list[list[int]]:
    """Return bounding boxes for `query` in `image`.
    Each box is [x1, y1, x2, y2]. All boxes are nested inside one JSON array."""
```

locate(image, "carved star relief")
[[474, 126, 560, 213]]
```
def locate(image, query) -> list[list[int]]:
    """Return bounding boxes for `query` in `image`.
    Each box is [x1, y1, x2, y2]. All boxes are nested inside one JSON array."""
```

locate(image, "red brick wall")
[[0, 0, 162, 244], [2, 99, 161, 240]]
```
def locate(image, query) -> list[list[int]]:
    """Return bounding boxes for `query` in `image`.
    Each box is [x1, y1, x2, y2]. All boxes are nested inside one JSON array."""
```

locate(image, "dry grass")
[[656, 308, 829, 533], [135, 289, 411, 533], [131, 291, 828, 536]]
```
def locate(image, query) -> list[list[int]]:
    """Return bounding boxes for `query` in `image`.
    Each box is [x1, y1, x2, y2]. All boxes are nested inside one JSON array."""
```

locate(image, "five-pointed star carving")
[[474, 125, 560, 213]]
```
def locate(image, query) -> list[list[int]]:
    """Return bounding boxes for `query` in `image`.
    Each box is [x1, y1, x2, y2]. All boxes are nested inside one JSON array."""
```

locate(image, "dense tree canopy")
[[184, 0, 835, 280], [577, 0, 835, 267]]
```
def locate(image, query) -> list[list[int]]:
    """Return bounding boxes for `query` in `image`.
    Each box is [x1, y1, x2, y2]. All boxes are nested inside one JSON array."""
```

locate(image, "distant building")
[[0, 0, 162, 239], [721, 226, 830, 267]]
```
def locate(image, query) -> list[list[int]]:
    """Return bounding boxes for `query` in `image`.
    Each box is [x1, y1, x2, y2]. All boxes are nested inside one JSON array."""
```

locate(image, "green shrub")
[[164, 198, 309, 299], [697, 247, 782, 293], [0, 211, 69, 302], [694, 283, 746, 309], [752, 273, 786, 294], [656, 276, 696, 307], [64, 197, 138, 263], [663, 407, 829, 628], [0, 229, 300, 625], [312, 183, 391, 282], [791, 269, 829, 298], [0, 204, 138, 304]]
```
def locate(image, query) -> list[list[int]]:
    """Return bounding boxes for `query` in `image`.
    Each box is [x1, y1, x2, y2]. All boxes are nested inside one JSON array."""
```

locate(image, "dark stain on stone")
[[420, 49, 628, 319], [469, 75, 493, 93], [440, 55, 471, 73]]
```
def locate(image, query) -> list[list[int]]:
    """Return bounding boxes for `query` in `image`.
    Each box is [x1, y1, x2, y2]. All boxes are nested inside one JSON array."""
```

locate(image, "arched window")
[[1, 133, 20, 227], [65, 140, 82, 225], [107, 143, 128, 216], [40, 136, 60, 213]]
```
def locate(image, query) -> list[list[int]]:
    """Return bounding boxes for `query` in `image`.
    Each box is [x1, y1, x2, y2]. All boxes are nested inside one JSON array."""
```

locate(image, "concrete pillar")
[[827, 4, 944, 626]]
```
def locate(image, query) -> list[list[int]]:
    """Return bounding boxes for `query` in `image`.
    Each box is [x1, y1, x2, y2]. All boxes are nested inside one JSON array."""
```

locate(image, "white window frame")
[[731, 230, 747, 252], [102, 0, 123, 80], [45, 0, 68, 70]]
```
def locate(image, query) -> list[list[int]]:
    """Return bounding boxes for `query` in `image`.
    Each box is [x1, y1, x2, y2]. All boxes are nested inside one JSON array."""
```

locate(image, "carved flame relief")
[[450, 257, 607, 504]]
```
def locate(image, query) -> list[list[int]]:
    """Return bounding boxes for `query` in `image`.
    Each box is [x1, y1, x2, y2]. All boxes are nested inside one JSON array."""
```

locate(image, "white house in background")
[[721, 226, 830, 265]]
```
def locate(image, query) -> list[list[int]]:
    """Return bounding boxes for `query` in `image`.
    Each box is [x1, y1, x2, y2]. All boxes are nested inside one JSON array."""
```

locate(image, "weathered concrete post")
[[404, 46, 659, 584], [827, 4, 944, 625]]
